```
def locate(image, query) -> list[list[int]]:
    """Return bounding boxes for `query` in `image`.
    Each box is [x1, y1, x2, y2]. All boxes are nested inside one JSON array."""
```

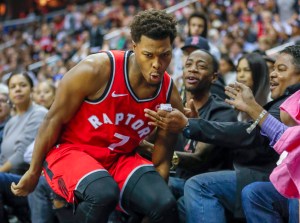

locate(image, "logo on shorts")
[[112, 91, 128, 97]]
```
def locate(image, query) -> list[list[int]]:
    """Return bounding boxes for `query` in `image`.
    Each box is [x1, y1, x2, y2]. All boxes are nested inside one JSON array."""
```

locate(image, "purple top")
[[260, 114, 288, 147]]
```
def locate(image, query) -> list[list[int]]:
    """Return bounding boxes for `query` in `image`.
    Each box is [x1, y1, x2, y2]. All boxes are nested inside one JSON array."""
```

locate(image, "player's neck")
[[128, 54, 158, 99], [128, 53, 140, 78]]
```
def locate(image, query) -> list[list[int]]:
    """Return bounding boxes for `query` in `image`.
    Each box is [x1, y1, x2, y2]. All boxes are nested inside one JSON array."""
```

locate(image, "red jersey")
[[59, 50, 173, 153]]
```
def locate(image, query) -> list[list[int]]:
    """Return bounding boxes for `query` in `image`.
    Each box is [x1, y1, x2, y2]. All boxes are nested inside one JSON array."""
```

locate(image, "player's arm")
[[11, 53, 111, 196], [152, 84, 183, 181]]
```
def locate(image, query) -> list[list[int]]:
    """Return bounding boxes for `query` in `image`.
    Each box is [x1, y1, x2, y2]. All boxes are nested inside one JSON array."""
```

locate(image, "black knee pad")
[[55, 205, 76, 223], [122, 169, 178, 223], [149, 195, 178, 223], [73, 172, 120, 223], [75, 175, 119, 207]]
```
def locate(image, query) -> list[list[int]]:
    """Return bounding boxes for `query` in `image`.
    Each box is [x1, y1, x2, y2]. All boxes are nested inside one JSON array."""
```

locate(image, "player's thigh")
[[43, 145, 109, 203]]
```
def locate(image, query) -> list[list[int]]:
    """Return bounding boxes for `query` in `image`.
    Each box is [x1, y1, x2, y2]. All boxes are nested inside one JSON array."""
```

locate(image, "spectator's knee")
[[242, 183, 260, 204], [185, 175, 206, 194]]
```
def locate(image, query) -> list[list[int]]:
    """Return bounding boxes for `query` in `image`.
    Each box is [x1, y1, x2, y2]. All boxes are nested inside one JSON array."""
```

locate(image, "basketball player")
[[11, 9, 183, 223]]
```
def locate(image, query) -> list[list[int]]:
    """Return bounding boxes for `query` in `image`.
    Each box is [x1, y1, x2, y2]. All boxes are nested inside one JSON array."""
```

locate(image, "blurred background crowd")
[[0, 0, 299, 87]]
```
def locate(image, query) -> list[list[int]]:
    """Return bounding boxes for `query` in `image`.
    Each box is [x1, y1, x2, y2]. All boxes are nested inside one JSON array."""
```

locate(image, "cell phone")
[[159, 103, 172, 112]]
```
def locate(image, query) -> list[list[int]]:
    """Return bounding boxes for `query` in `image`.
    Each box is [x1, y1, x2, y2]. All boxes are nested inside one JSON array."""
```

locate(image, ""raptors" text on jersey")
[[88, 113, 151, 138]]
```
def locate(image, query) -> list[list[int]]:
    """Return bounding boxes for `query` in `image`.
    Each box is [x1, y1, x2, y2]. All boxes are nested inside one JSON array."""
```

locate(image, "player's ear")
[[132, 41, 136, 50]]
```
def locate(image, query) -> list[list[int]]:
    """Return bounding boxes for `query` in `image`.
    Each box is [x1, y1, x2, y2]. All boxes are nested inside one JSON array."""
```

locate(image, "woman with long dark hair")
[[236, 53, 270, 121]]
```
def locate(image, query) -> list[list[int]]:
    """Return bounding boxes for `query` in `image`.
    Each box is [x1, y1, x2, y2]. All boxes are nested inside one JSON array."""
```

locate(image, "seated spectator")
[[0, 72, 47, 222], [34, 80, 56, 110], [288, 19, 300, 43], [88, 14, 104, 53], [0, 84, 11, 151], [219, 54, 236, 86], [256, 35, 274, 54], [180, 36, 227, 100], [144, 45, 300, 222], [186, 12, 221, 60], [229, 40, 244, 66], [225, 82, 300, 223], [168, 49, 237, 222], [235, 53, 270, 122]]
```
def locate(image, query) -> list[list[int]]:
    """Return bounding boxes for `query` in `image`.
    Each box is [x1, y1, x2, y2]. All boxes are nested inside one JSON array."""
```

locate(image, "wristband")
[[246, 110, 267, 134]]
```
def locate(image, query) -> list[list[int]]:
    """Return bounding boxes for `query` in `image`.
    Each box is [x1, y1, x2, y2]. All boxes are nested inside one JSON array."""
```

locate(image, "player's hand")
[[11, 170, 40, 196], [144, 108, 188, 133], [225, 82, 257, 113]]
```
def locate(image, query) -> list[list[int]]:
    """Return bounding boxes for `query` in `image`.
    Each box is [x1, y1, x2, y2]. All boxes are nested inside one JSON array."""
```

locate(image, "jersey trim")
[[166, 78, 173, 103], [74, 169, 108, 192], [85, 51, 115, 104]]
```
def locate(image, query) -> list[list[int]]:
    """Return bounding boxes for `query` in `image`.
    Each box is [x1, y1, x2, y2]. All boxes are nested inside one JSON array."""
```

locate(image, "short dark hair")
[[280, 45, 300, 74], [188, 49, 219, 75], [7, 71, 34, 88], [200, 49, 219, 74], [210, 53, 219, 74], [130, 9, 177, 44]]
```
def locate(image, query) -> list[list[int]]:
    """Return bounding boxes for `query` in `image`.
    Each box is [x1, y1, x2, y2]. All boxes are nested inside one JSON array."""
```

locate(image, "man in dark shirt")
[[169, 49, 236, 197], [169, 49, 237, 222]]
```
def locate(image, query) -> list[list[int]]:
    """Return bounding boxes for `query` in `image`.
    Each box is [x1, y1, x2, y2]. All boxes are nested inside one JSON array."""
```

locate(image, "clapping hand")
[[184, 99, 198, 118], [225, 82, 257, 113]]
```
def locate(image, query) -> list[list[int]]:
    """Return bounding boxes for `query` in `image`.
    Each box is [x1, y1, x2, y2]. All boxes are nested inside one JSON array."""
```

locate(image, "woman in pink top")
[[225, 82, 300, 223], [270, 89, 300, 198]]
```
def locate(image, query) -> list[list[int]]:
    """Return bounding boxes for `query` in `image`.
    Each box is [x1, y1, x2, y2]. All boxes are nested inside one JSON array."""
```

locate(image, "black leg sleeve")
[[122, 170, 178, 223], [74, 173, 119, 223]]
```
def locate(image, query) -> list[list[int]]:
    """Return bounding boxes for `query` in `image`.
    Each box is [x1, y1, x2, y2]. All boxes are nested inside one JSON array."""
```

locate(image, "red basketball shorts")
[[43, 143, 153, 205]]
